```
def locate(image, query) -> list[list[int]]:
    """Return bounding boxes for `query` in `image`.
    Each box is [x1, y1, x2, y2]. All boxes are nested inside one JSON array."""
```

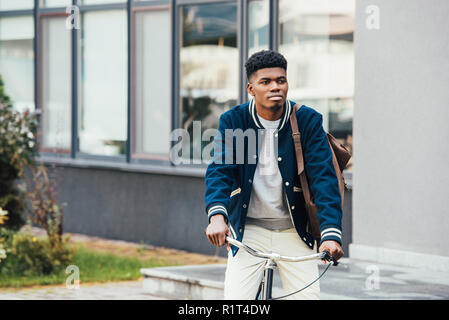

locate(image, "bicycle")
[[225, 236, 338, 300]]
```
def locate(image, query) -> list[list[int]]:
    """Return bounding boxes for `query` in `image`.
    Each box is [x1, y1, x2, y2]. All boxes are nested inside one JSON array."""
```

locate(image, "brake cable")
[[271, 258, 336, 300]]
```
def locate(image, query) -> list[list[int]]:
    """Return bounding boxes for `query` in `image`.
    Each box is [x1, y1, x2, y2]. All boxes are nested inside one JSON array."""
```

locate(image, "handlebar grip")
[[322, 250, 339, 266]]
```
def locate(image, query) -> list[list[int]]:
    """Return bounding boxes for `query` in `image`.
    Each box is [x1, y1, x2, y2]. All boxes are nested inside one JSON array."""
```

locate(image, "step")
[[140, 264, 283, 300], [141, 258, 449, 300]]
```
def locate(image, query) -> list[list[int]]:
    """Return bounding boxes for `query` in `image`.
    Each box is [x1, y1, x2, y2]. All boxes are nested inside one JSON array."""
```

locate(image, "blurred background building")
[[1, 0, 447, 270]]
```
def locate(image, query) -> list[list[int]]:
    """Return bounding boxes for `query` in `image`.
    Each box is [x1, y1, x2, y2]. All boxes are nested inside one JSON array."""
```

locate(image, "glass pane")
[[0, 16, 34, 112], [40, 16, 71, 151], [248, 0, 269, 57], [134, 10, 170, 157], [180, 2, 238, 162], [279, 0, 354, 171], [80, 0, 125, 4], [40, 0, 72, 8], [79, 10, 127, 156], [0, 0, 34, 10]]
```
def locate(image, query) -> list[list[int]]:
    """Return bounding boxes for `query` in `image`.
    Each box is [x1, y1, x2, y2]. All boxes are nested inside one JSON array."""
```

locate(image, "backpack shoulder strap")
[[289, 104, 304, 175], [289, 104, 313, 203]]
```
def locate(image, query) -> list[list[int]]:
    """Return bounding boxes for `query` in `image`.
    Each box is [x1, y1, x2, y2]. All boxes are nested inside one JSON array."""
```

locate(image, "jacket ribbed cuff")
[[320, 226, 342, 245], [207, 204, 229, 224]]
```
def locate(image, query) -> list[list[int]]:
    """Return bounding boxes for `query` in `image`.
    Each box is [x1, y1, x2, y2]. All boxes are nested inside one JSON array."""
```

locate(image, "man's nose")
[[270, 81, 281, 91]]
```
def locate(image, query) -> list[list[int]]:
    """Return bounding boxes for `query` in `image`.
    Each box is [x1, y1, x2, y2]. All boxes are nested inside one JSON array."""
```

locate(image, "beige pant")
[[224, 224, 320, 300]]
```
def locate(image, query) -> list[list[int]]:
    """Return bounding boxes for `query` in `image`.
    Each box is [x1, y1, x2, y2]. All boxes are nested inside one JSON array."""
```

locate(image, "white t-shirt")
[[246, 116, 293, 230]]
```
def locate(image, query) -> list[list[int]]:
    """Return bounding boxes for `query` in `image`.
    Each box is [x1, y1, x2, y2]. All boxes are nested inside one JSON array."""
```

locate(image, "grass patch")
[[0, 242, 175, 288]]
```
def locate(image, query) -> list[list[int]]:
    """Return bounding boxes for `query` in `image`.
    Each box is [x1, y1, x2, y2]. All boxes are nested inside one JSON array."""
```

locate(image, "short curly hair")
[[245, 50, 287, 81]]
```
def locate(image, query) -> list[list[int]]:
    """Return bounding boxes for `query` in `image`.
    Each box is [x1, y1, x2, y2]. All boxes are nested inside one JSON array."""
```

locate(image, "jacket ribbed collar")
[[248, 97, 293, 132]]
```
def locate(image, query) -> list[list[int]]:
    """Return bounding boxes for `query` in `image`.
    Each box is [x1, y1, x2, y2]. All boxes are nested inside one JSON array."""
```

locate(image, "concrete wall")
[[39, 163, 221, 256], [352, 0, 449, 270], [28, 159, 352, 258]]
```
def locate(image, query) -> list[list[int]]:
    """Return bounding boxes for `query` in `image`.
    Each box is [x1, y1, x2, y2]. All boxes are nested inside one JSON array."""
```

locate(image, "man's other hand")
[[319, 240, 344, 261], [205, 214, 231, 250]]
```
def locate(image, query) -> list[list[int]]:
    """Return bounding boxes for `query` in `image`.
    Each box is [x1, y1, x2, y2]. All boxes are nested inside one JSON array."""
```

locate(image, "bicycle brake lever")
[[322, 250, 339, 266]]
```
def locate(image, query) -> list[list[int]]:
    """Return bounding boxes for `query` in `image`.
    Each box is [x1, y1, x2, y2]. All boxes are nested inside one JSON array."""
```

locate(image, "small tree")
[[22, 165, 67, 247], [0, 74, 39, 230]]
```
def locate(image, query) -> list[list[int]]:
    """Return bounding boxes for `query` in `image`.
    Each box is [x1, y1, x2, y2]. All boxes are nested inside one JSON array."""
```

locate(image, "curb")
[[141, 264, 226, 300]]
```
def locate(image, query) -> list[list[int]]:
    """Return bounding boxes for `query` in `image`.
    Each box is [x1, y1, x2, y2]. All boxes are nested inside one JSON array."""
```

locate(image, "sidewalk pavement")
[[141, 257, 449, 300], [0, 281, 166, 300], [2, 257, 448, 300]]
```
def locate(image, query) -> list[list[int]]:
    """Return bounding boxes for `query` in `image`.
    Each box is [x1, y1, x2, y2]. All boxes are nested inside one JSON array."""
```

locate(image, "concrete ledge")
[[140, 264, 284, 300], [349, 244, 449, 272], [141, 265, 226, 300]]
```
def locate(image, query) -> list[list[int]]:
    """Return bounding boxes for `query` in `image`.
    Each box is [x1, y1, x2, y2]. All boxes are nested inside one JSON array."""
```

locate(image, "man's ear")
[[247, 82, 255, 97]]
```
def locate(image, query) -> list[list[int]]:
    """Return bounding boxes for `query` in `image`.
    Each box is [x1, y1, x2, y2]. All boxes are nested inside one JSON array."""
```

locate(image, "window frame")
[[129, 3, 173, 164], [75, 4, 128, 161], [37, 11, 73, 155]]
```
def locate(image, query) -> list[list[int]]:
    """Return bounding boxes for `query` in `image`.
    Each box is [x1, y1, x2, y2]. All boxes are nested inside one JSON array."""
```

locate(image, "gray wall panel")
[[354, 0, 449, 256]]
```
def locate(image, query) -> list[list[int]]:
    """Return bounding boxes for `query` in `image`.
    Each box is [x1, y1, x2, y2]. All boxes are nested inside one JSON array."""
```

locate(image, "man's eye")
[[278, 79, 286, 84]]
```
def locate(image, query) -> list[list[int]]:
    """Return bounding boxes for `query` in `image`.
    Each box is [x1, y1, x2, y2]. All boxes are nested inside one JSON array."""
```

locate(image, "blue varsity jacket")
[[205, 98, 343, 256]]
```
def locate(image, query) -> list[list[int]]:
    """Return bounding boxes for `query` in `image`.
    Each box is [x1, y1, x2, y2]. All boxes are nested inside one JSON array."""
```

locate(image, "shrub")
[[21, 165, 67, 247], [0, 208, 9, 262], [0, 231, 75, 276], [0, 74, 40, 230]]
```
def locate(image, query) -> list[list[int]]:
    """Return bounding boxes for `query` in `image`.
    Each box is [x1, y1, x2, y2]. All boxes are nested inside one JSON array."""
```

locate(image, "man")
[[205, 50, 343, 300]]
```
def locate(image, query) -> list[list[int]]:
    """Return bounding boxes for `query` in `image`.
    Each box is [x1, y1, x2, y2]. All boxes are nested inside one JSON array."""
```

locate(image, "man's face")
[[247, 67, 288, 112]]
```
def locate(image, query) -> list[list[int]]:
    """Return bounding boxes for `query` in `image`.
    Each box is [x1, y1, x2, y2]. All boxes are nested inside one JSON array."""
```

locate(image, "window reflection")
[[0, 16, 34, 113], [248, 0, 269, 57], [0, 1, 34, 11], [40, 0, 71, 7], [80, 0, 125, 4], [180, 2, 238, 161], [279, 0, 354, 171], [79, 10, 127, 156], [134, 10, 171, 158], [40, 16, 71, 152]]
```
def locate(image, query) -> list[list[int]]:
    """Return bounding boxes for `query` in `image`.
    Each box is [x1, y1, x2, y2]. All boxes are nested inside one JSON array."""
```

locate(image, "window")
[[39, 16, 72, 152], [79, 0, 125, 4], [279, 0, 354, 171], [180, 2, 238, 162], [0, 1, 34, 11], [0, 16, 34, 112], [40, 0, 72, 8], [78, 10, 127, 156], [133, 9, 171, 158], [248, 0, 269, 57]]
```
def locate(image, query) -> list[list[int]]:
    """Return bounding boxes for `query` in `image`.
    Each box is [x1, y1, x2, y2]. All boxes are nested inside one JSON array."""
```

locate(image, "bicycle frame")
[[225, 236, 335, 300], [258, 259, 276, 300]]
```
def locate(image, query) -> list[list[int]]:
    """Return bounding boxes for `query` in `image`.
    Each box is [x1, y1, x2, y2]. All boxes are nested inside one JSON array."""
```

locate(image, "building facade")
[[1, 0, 355, 257], [351, 0, 449, 271]]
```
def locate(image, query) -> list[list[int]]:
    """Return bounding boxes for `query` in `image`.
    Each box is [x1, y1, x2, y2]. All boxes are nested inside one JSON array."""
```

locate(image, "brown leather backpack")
[[289, 104, 352, 243]]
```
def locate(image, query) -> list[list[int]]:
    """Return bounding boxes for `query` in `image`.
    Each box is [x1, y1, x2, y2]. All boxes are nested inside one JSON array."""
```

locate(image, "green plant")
[[0, 231, 75, 276], [21, 165, 67, 247], [0, 208, 8, 262], [0, 74, 40, 230]]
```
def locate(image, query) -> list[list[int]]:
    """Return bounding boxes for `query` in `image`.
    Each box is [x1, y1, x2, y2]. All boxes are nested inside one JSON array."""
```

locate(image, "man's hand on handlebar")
[[319, 240, 344, 263], [205, 214, 231, 251]]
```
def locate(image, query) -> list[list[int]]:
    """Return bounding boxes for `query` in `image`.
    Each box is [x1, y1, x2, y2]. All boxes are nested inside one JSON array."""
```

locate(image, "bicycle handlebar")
[[226, 236, 338, 265]]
